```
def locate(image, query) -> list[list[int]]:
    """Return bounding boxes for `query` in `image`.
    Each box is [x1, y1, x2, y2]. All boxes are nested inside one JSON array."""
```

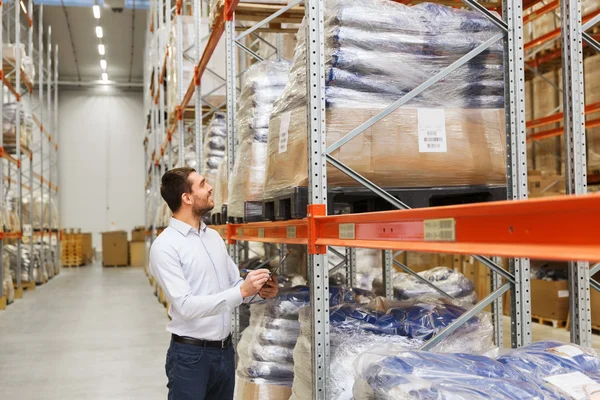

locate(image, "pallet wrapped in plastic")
[[353, 345, 547, 400], [212, 155, 229, 218], [353, 340, 600, 399], [3, 102, 33, 149], [227, 61, 290, 219], [2, 250, 15, 303], [372, 266, 477, 304], [291, 296, 495, 400], [3, 43, 35, 82], [264, 0, 506, 198], [166, 16, 196, 110], [5, 244, 31, 284], [201, 113, 227, 187], [235, 286, 374, 399]]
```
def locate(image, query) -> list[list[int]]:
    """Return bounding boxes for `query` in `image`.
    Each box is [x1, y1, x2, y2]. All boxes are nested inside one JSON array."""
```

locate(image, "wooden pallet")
[[0, 296, 6, 310], [592, 326, 600, 335], [20, 281, 36, 291], [14, 285, 23, 299], [532, 314, 567, 329]]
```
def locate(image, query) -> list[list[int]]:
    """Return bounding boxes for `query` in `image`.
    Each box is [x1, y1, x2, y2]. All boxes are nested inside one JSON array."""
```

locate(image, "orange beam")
[[0, 70, 20, 101], [312, 195, 600, 261], [0, 232, 22, 240], [527, 102, 600, 130], [0, 147, 20, 166], [528, 117, 600, 141], [212, 195, 600, 261], [3, 175, 30, 191], [527, 33, 600, 69], [523, 0, 558, 23], [525, 9, 600, 51]]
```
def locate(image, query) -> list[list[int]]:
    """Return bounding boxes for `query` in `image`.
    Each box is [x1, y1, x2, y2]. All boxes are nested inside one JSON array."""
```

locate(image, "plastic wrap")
[[372, 267, 476, 304], [236, 286, 375, 399], [227, 61, 290, 218], [3, 43, 36, 82], [353, 345, 549, 400], [291, 296, 494, 400], [353, 341, 600, 400], [3, 102, 33, 149], [5, 244, 32, 283], [212, 155, 229, 217], [201, 113, 227, 187], [264, 0, 506, 198], [166, 16, 196, 110], [498, 341, 600, 398], [2, 250, 14, 303]]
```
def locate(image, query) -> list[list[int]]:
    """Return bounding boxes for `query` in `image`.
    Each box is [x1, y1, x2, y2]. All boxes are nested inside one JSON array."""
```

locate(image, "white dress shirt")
[[150, 217, 246, 340]]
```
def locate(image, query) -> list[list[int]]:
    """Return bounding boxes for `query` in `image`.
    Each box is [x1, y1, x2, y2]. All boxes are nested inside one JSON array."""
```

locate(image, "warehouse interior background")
[[1, 0, 600, 399]]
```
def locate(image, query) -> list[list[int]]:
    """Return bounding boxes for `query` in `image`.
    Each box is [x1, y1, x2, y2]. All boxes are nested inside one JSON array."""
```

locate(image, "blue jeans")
[[165, 338, 235, 400]]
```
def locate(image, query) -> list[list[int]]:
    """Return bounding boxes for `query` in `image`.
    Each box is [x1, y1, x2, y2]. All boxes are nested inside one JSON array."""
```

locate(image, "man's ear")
[[181, 192, 193, 206]]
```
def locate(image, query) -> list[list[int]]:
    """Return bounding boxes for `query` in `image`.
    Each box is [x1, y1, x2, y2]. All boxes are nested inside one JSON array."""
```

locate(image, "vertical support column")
[[15, 0, 23, 287], [54, 44, 59, 270], [344, 247, 356, 288], [504, 0, 532, 348], [225, 12, 240, 345], [158, 0, 166, 169], [306, 0, 329, 396], [27, 0, 34, 273], [491, 256, 504, 347], [176, 4, 184, 167], [152, 0, 160, 241], [278, 244, 288, 277], [193, 0, 202, 171], [35, 4, 43, 281], [561, 0, 591, 347], [382, 250, 394, 299], [47, 29, 52, 274]]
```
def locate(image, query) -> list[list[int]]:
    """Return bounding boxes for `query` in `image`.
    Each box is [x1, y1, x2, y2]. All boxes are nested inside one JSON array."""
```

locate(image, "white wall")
[[58, 87, 145, 250]]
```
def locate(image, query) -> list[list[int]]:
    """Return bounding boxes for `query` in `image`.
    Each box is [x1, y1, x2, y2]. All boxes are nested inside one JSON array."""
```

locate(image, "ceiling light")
[[102, 72, 108, 82], [98, 44, 105, 55], [93, 5, 100, 19], [20, 1, 27, 14], [96, 26, 103, 38], [100, 59, 107, 70]]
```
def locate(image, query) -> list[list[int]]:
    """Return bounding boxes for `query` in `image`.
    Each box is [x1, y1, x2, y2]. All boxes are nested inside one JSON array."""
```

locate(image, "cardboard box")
[[528, 171, 565, 197], [102, 231, 129, 266], [592, 286, 600, 328], [265, 107, 506, 197], [129, 241, 146, 267], [234, 379, 292, 400], [131, 228, 146, 242], [81, 233, 93, 264], [530, 279, 569, 320]]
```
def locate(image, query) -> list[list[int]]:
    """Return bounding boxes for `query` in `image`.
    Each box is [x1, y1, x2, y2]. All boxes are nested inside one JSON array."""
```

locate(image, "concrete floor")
[[0, 264, 170, 400], [1, 264, 599, 400]]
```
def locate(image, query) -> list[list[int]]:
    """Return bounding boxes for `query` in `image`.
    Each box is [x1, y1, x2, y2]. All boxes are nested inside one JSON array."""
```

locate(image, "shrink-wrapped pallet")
[[227, 61, 290, 219], [2, 250, 14, 303], [212, 155, 229, 218], [201, 113, 227, 187], [264, 0, 507, 198], [291, 296, 495, 400]]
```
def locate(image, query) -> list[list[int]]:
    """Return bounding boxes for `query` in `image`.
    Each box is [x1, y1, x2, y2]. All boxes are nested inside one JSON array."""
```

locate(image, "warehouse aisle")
[[0, 264, 169, 400]]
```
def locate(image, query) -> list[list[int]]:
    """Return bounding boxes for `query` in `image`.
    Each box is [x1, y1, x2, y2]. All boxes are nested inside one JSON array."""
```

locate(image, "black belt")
[[172, 334, 232, 349]]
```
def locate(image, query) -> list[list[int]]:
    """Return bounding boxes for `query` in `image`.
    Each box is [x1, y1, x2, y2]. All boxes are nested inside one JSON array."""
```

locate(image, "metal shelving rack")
[[0, 1, 59, 309], [143, 0, 600, 397]]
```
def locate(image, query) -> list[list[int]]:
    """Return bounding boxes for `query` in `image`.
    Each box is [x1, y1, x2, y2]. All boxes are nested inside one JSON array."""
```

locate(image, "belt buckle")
[[221, 339, 227, 349]]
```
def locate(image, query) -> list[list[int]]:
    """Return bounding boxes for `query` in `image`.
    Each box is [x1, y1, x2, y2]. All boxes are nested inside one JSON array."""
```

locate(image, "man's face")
[[187, 172, 214, 217]]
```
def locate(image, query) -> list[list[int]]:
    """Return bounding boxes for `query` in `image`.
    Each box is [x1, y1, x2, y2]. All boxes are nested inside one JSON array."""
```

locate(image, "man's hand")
[[240, 269, 271, 298], [259, 274, 278, 299]]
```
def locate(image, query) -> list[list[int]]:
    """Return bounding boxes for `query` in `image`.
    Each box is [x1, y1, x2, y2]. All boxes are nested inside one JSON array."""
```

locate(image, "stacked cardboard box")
[[102, 231, 129, 267], [129, 227, 146, 267]]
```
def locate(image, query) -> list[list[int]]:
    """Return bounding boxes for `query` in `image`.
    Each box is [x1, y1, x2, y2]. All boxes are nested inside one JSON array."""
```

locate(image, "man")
[[150, 167, 278, 400]]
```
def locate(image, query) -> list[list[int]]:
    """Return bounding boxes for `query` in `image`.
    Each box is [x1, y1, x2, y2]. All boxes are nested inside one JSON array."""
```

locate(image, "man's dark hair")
[[160, 167, 196, 213]]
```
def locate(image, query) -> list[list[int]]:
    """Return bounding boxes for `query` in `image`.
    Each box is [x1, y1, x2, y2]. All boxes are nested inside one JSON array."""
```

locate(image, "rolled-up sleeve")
[[150, 240, 243, 320]]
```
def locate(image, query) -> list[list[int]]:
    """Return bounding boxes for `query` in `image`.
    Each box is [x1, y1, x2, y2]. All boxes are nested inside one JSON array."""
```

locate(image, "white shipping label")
[[278, 111, 291, 154], [543, 372, 599, 400], [418, 108, 447, 153], [23, 224, 32, 237], [547, 345, 584, 358], [424, 218, 456, 242], [558, 290, 569, 298]]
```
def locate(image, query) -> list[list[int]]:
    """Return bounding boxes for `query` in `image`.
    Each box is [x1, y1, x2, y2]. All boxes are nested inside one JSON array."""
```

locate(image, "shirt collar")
[[169, 217, 206, 237]]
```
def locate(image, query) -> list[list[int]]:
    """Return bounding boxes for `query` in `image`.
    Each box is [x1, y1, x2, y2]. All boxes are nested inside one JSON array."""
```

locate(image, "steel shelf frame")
[[0, 2, 58, 307], [143, 0, 598, 397]]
